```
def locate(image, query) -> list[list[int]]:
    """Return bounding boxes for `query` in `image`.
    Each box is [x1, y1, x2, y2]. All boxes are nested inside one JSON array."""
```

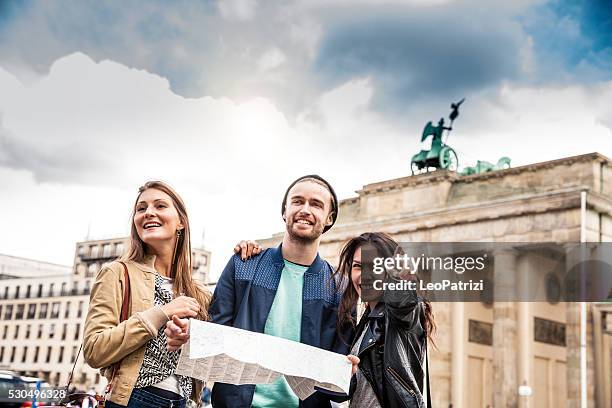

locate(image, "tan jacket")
[[83, 257, 202, 405]]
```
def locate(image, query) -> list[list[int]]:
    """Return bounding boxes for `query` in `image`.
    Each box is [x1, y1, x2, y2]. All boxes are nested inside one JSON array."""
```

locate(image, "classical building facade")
[[259, 152, 612, 408], [73, 237, 211, 284], [0, 237, 212, 391], [0, 254, 93, 387]]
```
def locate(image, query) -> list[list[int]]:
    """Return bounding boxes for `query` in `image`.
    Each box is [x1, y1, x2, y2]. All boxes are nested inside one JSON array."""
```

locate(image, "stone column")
[[517, 301, 531, 408], [565, 245, 596, 408], [493, 248, 518, 408], [517, 255, 532, 408], [451, 302, 465, 408]]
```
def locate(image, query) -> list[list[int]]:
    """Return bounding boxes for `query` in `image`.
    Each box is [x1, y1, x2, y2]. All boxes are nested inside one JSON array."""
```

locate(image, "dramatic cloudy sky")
[[0, 0, 611, 275]]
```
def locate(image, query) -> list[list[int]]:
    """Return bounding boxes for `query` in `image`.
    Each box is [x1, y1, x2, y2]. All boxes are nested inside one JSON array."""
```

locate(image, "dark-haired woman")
[[335, 232, 435, 408], [83, 181, 212, 407]]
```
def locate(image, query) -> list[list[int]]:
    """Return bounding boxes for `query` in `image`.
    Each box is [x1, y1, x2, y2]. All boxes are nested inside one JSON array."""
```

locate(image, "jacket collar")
[[270, 243, 325, 275], [368, 302, 386, 319], [126, 254, 157, 274]]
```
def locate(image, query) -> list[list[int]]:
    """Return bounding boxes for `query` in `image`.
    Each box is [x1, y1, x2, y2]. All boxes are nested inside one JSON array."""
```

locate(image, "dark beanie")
[[281, 174, 338, 233]]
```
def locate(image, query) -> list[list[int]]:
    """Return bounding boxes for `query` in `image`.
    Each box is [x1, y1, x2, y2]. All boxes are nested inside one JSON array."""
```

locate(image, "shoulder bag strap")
[[104, 262, 131, 392], [119, 261, 131, 321], [63, 262, 131, 405]]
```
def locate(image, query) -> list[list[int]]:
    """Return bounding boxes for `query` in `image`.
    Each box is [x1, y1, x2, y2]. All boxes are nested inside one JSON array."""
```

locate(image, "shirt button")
[[368, 339, 373, 343]]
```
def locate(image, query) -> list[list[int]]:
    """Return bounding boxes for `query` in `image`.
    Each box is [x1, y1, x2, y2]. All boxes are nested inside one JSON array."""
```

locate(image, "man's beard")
[[286, 219, 322, 243]]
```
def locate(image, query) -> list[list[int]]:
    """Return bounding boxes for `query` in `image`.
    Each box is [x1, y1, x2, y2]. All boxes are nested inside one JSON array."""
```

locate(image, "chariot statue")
[[411, 98, 464, 175], [461, 157, 512, 175]]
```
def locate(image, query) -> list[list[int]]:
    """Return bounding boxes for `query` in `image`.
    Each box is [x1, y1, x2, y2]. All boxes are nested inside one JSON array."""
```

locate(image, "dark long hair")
[[333, 232, 436, 345], [122, 180, 211, 321]]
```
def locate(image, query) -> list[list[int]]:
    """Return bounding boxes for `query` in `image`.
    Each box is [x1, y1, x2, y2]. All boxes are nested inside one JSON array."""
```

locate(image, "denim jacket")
[[209, 244, 354, 407]]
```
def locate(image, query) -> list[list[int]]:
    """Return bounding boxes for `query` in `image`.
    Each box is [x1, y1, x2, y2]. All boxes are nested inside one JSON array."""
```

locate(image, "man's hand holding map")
[[175, 320, 353, 401]]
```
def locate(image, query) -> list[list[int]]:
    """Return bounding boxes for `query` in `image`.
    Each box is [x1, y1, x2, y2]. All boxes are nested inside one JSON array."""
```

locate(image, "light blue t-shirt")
[[252, 259, 308, 408]]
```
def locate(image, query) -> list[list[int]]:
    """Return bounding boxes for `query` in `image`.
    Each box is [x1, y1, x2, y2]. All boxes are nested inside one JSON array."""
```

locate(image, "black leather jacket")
[[350, 288, 428, 408]]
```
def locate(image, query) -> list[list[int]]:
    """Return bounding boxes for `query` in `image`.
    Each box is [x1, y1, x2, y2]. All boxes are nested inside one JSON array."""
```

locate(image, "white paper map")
[[175, 320, 352, 400]]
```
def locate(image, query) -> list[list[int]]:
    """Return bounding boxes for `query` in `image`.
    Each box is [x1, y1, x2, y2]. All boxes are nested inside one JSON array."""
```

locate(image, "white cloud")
[[0, 51, 612, 278], [257, 48, 287, 72], [288, 18, 323, 59], [218, 0, 259, 21], [0, 53, 298, 272]]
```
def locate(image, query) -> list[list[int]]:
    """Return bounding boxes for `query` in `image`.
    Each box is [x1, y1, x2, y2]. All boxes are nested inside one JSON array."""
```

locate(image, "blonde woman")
[[84, 181, 211, 407]]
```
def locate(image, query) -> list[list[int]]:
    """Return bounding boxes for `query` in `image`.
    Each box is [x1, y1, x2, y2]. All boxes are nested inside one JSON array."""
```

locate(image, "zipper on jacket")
[[386, 366, 416, 396], [358, 339, 378, 357]]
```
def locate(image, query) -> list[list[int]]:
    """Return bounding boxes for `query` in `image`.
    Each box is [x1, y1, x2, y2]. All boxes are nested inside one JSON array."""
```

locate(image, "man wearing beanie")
[[166, 175, 355, 407]]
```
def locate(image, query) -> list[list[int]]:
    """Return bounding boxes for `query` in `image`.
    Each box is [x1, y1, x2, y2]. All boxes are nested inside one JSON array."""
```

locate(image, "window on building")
[[0, 346, 4, 362], [74, 323, 81, 341], [27, 304, 36, 319], [87, 263, 98, 278], [115, 243, 124, 256], [61, 324, 67, 340], [78, 245, 86, 256], [58, 346, 64, 363], [37, 324, 43, 339], [22, 346, 27, 363], [84, 281, 91, 295], [80, 373, 87, 384], [49, 283, 54, 297], [26, 285, 31, 298], [71, 346, 77, 363], [37, 284, 43, 298], [90, 245, 99, 258], [2, 325, 7, 339], [15, 304, 24, 319], [49, 324, 55, 339], [38, 303, 48, 319], [65, 301, 71, 319], [77, 301, 84, 318], [51, 302, 60, 319], [71, 282, 78, 295], [15, 286, 20, 299], [0, 305, 2, 319], [33, 346, 39, 363], [25, 324, 30, 339], [4, 304, 13, 320], [45, 346, 51, 363], [103, 244, 112, 258], [3, 287, 8, 299], [61, 282, 67, 296], [76, 264, 85, 276], [13, 325, 19, 339], [10, 346, 16, 363]]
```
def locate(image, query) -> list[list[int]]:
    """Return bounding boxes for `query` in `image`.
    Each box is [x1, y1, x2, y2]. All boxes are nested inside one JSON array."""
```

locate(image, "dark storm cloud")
[[0, 2, 529, 99], [314, 8, 524, 111], [1, 0, 608, 120], [0, 0, 325, 117], [0, 0, 219, 95]]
